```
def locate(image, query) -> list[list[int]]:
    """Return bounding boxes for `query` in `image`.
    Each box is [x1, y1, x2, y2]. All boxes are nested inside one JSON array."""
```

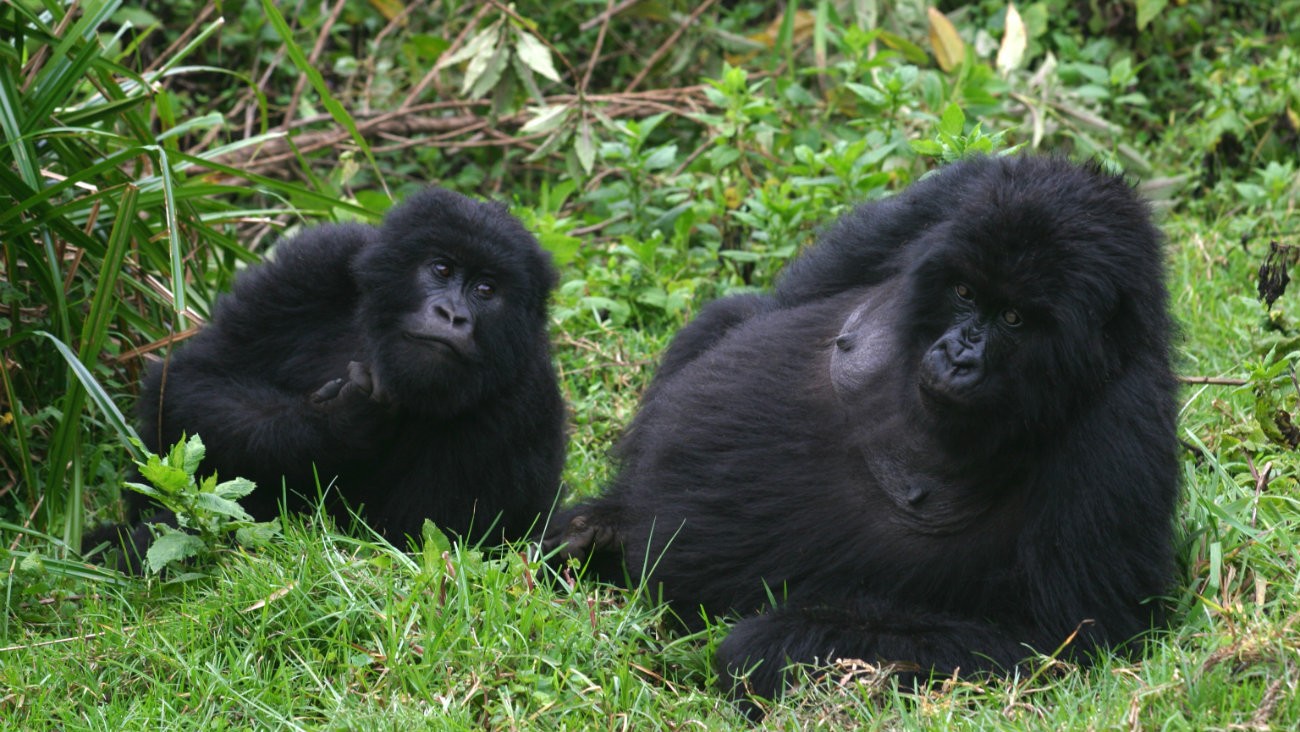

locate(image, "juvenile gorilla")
[[95, 188, 566, 569], [545, 156, 1180, 705]]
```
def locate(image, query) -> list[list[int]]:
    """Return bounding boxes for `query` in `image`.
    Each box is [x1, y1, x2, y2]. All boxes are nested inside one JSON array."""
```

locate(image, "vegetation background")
[[2, 0, 1299, 727]]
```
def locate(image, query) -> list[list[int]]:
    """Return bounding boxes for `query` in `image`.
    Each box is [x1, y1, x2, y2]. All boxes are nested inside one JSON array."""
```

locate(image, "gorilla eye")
[[1002, 309, 1023, 327], [474, 282, 496, 299], [431, 260, 453, 278], [954, 283, 974, 300]]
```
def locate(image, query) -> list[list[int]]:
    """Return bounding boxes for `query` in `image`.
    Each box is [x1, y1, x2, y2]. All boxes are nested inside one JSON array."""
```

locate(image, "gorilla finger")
[[346, 360, 375, 394], [311, 377, 347, 403]]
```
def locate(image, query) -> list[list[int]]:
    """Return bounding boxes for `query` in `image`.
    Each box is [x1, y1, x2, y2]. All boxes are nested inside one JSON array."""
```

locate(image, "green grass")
[[4, 1, 1300, 729]]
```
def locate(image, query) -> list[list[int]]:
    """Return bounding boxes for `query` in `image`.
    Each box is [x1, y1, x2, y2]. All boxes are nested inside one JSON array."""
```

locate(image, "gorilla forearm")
[[715, 599, 1047, 700]]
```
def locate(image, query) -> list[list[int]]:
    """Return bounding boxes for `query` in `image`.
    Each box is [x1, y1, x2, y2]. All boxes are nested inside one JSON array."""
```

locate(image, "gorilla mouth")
[[917, 377, 975, 410], [403, 331, 462, 354]]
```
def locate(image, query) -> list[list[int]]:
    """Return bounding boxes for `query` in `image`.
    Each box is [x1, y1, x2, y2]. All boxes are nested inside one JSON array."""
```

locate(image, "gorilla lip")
[[402, 330, 464, 355]]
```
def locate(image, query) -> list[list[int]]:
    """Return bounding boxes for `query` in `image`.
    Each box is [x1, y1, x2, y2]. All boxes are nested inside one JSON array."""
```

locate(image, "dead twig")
[[625, 0, 721, 95], [579, 0, 642, 32], [1179, 375, 1249, 386]]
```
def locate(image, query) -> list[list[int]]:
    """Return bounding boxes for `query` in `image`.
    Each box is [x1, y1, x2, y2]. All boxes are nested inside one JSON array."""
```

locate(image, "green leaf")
[[709, 146, 742, 169], [512, 29, 561, 83], [146, 530, 207, 574], [181, 434, 206, 476], [124, 482, 162, 500], [939, 103, 965, 137], [520, 104, 571, 135], [214, 477, 257, 501], [440, 25, 498, 68], [235, 522, 281, 548], [643, 144, 678, 171], [910, 139, 944, 156], [421, 520, 453, 576], [466, 42, 510, 99], [138, 460, 192, 496], [1135, 0, 1169, 30], [845, 82, 886, 107], [538, 230, 581, 267], [574, 119, 596, 174], [194, 493, 254, 521], [35, 331, 142, 455]]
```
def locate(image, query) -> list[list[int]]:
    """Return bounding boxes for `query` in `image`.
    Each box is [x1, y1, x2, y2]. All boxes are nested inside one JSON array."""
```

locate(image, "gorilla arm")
[[714, 597, 1045, 702], [141, 349, 393, 493]]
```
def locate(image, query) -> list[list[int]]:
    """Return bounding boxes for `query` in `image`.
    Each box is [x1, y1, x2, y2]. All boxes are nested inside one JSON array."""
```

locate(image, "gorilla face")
[[915, 276, 1029, 411], [356, 192, 556, 418], [399, 256, 497, 363]]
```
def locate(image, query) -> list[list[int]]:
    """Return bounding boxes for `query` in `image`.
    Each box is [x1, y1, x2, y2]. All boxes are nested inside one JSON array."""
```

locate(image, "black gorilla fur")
[[544, 156, 1180, 705], [93, 188, 566, 570]]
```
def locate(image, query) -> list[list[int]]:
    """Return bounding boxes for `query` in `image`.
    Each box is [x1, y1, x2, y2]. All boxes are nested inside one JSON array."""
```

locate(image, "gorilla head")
[[355, 189, 558, 417]]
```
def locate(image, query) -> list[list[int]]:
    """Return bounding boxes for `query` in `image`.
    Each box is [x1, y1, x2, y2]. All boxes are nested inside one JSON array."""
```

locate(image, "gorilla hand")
[[311, 361, 391, 438]]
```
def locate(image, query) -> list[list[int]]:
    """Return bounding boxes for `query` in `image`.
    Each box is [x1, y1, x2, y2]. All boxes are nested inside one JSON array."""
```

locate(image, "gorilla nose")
[[435, 303, 469, 328]]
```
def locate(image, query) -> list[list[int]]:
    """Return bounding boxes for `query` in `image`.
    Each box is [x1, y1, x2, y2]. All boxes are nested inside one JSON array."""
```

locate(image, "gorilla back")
[[545, 156, 1179, 705], [98, 188, 566, 569]]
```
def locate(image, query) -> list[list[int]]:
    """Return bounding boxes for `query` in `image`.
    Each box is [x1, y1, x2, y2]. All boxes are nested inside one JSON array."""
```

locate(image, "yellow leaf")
[[927, 7, 964, 73], [747, 9, 816, 48], [368, 0, 405, 22], [996, 3, 1027, 75]]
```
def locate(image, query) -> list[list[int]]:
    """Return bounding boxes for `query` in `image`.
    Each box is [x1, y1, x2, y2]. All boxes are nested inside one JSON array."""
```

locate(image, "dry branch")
[[194, 86, 713, 178]]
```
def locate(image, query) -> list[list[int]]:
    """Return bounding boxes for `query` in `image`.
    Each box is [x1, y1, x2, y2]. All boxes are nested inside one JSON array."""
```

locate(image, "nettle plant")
[[123, 435, 279, 576]]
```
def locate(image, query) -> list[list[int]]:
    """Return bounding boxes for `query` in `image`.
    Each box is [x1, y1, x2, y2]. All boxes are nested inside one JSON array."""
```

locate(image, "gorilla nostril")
[[835, 334, 854, 351]]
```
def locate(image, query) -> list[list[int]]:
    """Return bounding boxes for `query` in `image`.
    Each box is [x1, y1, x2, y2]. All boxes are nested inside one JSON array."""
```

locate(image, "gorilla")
[[92, 188, 566, 570], [544, 156, 1180, 707]]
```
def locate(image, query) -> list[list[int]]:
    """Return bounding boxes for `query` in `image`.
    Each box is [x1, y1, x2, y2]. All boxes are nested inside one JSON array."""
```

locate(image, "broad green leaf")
[[195, 493, 254, 521], [513, 29, 561, 83], [845, 82, 886, 106], [124, 482, 162, 500], [939, 103, 965, 137], [146, 530, 206, 574], [235, 522, 280, 547], [214, 477, 257, 501], [138, 460, 191, 496], [1136, 0, 1169, 30], [910, 139, 944, 156], [520, 104, 571, 135], [538, 230, 580, 267], [878, 30, 929, 65], [466, 42, 509, 98], [440, 26, 498, 68], [643, 144, 678, 171]]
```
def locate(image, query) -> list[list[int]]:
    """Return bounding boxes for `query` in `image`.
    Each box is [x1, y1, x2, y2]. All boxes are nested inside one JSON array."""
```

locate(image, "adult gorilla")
[[90, 188, 566, 571], [544, 156, 1179, 705]]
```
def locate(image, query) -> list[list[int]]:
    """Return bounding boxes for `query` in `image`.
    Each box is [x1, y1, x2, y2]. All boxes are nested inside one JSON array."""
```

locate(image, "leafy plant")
[[119, 434, 279, 576]]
